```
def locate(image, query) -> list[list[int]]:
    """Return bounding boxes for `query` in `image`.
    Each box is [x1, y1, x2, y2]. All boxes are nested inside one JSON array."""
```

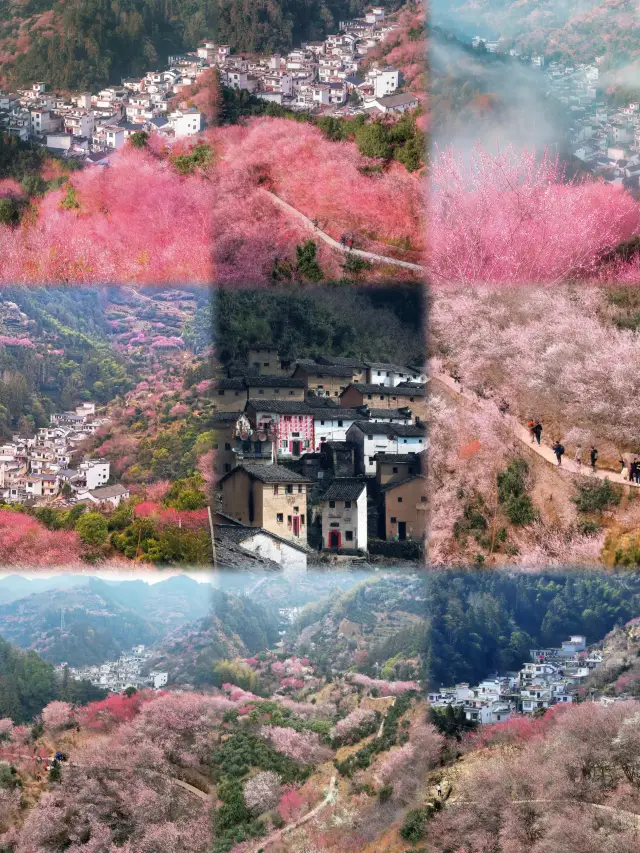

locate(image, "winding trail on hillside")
[[246, 773, 338, 853], [376, 696, 396, 738], [430, 369, 640, 489], [263, 190, 426, 272], [7, 755, 215, 804]]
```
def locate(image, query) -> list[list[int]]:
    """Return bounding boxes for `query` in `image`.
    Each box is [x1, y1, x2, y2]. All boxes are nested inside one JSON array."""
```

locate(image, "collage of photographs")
[[1, 0, 640, 851]]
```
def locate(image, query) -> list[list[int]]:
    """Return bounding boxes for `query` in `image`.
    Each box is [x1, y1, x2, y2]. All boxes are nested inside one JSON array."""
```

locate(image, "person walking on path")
[[528, 419, 536, 442], [621, 458, 629, 481], [436, 783, 443, 798], [590, 446, 598, 472], [575, 446, 582, 469], [340, 234, 346, 249], [552, 440, 565, 466], [533, 421, 543, 446]]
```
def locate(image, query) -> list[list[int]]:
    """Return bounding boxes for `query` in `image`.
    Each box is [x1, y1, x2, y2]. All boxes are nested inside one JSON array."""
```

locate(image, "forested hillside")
[[1, 0, 216, 90], [149, 590, 281, 686], [0, 0, 405, 89], [0, 584, 162, 666], [0, 637, 105, 722], [422, 571, 640, 687], [214, 287, 423, 367], [215, 0, 365, 54], [0, 288, 134, 437]]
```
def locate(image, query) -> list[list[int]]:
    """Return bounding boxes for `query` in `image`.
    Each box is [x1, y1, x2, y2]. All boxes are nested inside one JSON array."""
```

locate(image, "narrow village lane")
[[430, 368, 640, 488], [264, 190, 426, 272]]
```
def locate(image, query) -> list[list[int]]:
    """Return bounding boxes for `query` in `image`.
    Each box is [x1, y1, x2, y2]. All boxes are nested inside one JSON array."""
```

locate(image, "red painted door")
[[329, 531, 341, 548], [293, 516, 300, 537]]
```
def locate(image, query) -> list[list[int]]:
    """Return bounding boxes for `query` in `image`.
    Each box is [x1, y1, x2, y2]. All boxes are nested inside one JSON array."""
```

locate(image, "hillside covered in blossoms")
[[428, 285, 640, 567], [0, 287, 214, 567]]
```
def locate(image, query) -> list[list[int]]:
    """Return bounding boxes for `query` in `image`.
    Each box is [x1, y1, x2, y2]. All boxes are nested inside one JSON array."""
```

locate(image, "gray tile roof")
[[381, 473, 427, 492], [212, 411, 243, 422], [216, 378, 246, 390], [216, 524, 309, 554], [314, 408, 361, 420], [300, 363, 355, 378], [221, 463, 311, 484], [246, 375, 306, 388], [306, 396, 341, 409], [246, 399, 315, 415], [366, 361, 415, 372], [85, 484, 129, 499], [367, 408, 413, 419], [321, 478, 367, 501], [346, 383, 425, 398], [376, 93, 419, 108], [374, 453, 419, 464]]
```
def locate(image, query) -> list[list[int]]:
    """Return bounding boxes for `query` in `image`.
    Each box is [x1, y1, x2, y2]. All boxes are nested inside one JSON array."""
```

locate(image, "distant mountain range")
[[0, 574, 212, 667]]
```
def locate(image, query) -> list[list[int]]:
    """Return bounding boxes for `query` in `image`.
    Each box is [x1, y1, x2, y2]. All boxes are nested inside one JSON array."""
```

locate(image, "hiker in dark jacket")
[[533, 421, 542, 446], [552, 441, 565, 466], [590, 446, 598, 472]]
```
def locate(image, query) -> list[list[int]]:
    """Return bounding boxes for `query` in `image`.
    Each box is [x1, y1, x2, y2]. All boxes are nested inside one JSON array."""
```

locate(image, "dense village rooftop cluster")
[[57, 645, 168, 692], [0, 401, 130, 509], [429, 635, 606, 724], [217, 6, 419, 116], [472, 37, 640, 185], [0, 49, 209, 163], [214, 345, 428, 570], [0, 4, 421, 166]]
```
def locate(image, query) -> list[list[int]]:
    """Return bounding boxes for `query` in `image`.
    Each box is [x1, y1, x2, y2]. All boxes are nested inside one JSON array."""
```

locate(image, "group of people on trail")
[[551, 441, 599, 470], [339, 233, 355, 251], [622, 457, 640, 483], [528, 420, 599, 470]]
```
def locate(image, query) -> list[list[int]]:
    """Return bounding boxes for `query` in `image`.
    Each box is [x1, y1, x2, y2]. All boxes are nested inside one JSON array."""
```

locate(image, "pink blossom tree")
[[260, 726, 331, 765], [243, 771, 283, 814], [429, 145, 640, 284], [42, 701, 74, 731]]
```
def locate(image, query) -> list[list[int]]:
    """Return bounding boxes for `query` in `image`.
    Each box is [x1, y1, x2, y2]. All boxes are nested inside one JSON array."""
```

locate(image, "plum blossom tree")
[[260, 726, 331, 765], [278, 788, 304, 823], [374, 742, 416, 786], [243, 770, 283, 814], [429, 145, 640, 284], [42, 701, 74, 731], [350, 674, 418, 695], [330, 708, 377, 741], [0, 510, 84, 567]]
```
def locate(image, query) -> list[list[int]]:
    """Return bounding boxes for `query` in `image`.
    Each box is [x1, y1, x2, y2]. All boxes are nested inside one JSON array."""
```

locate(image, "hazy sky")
[[0, 570, 213, 584]]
